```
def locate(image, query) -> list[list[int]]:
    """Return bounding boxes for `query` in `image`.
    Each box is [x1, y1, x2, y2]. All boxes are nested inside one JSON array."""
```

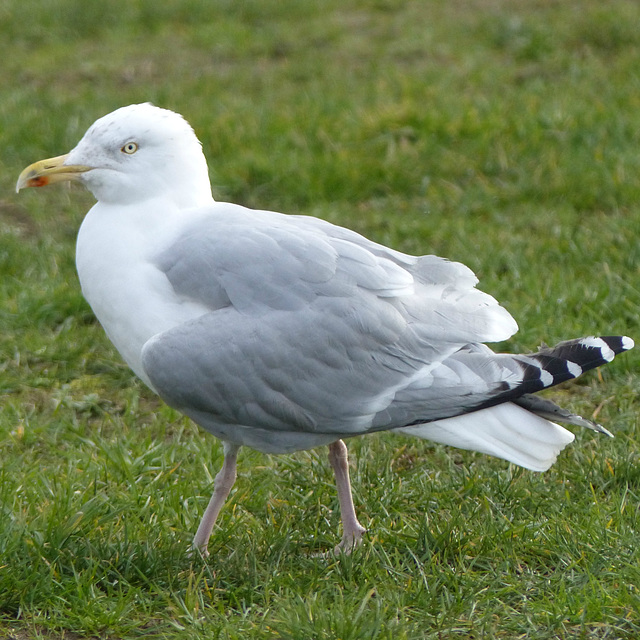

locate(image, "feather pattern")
[[18, 103, 633, 555]]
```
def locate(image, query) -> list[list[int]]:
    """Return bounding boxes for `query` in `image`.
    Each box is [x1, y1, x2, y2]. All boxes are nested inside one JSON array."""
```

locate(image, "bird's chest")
[[75, 205, 208, 387]]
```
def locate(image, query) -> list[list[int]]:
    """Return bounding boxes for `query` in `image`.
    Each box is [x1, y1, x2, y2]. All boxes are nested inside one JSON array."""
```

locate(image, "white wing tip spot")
[[539, 368, 554, 387], [566, 361, 583, 377], [622, 336, 635, 351], [580, 337, 615, 362]]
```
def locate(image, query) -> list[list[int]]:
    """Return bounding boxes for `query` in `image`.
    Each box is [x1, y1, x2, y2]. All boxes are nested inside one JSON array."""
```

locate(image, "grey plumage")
[[17, 103, 632, 554]]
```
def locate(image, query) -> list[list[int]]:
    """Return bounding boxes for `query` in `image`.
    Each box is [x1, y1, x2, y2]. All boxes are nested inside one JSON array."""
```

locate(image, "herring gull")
[[17, 103, 633, 555]]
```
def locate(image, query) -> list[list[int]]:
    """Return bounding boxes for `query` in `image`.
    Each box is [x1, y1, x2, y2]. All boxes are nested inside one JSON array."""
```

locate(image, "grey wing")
[[156, 207, 415, 314], [142, 205, 519, 452]]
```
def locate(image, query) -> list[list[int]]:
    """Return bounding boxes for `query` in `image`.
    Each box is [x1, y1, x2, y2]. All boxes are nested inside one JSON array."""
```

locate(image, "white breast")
[[75, 199, 208, 388]]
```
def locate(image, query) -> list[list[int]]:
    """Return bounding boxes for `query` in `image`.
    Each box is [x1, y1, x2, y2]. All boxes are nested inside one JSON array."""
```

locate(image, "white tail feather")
[[398, 402, 575, 471]]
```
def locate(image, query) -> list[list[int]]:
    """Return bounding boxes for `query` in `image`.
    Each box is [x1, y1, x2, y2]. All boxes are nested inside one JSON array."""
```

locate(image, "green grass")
[[1, 0, 640, 637]]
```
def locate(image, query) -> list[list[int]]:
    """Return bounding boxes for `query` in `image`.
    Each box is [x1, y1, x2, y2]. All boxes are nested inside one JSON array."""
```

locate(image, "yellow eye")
[[121, 142, 138, 155]]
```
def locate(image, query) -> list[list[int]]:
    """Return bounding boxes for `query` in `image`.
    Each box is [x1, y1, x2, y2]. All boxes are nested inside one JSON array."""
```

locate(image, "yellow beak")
[[16, 154, 92, 192]]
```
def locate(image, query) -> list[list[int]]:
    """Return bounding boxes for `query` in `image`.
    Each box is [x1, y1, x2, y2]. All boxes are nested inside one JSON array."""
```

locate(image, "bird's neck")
[[74, 199, 208, 387]]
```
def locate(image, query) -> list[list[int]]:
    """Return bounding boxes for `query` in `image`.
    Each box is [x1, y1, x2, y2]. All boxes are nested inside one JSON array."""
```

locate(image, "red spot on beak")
[[29, 176, 50, 187]]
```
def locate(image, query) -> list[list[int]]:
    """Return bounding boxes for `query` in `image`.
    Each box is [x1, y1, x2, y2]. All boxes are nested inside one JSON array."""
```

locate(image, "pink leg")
[[192, 442, 240, 556], [328, 439, 366, 554]]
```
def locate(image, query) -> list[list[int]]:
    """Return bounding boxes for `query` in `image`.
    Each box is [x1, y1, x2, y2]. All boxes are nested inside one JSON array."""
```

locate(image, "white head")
[[17, 103, 214, 209]]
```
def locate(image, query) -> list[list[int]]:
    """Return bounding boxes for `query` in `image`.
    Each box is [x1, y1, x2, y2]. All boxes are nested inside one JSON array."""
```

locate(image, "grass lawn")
[[1, 0, 640, 637]]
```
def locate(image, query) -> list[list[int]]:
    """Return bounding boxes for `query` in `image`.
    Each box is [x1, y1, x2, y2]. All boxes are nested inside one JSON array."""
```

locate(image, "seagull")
[[17, 104, 633, 555]]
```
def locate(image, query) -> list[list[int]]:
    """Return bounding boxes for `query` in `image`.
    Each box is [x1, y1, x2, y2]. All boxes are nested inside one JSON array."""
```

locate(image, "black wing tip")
[[539, 336, 634, 367], [499, 335, 634, 401], [598, 336, 634, 356]]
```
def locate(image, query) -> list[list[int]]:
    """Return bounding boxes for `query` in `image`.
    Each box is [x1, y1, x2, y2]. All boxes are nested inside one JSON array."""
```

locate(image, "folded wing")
[[141, 204, 526, 452]]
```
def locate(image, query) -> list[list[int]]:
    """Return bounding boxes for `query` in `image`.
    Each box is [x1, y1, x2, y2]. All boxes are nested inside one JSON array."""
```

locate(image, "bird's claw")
[[333, 524, 366, 556]]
